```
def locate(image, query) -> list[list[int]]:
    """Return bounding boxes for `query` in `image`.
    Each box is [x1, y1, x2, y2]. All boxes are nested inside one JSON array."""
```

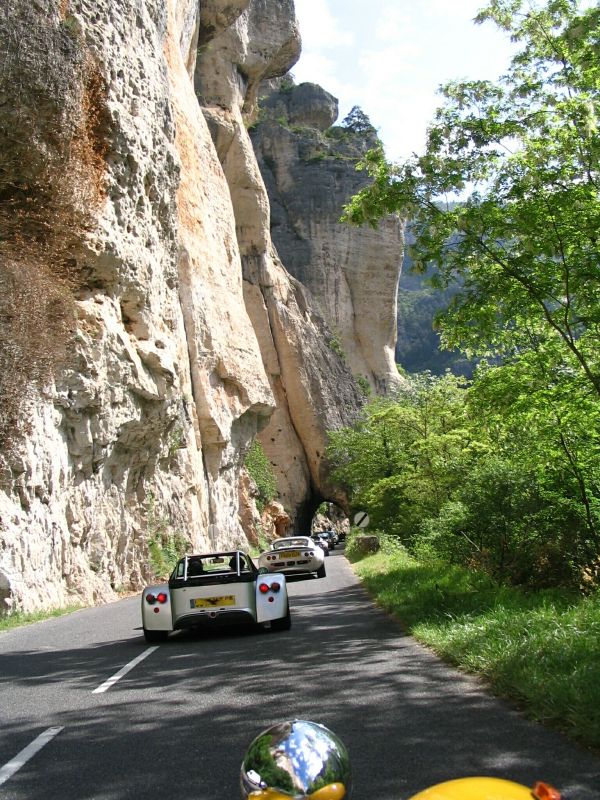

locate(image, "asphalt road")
[[0, 546, 599, 799]]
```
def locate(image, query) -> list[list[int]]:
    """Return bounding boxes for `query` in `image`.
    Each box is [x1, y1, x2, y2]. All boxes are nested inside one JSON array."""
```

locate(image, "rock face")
[[251, 81, 405, 394], [261, 81, 339, 131], [196, 0, 363, 529], [0, 0, 366, 613]]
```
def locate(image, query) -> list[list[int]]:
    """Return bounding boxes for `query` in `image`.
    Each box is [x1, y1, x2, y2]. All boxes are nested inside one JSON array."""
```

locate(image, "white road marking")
[[92, 646, 159, 694], [0, 726, 64, 787]]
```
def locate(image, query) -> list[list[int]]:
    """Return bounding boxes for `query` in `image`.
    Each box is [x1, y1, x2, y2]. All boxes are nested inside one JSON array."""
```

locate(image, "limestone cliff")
[[0, 0, 364, 613], [195, 0, 363, 528], [251, 80, 405, 395]]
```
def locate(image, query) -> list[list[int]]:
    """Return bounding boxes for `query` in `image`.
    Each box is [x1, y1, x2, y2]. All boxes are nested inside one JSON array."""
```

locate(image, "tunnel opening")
[[295, 493, 349, 540], [295, 492, 324, 534], [310, 501, 349, 541]]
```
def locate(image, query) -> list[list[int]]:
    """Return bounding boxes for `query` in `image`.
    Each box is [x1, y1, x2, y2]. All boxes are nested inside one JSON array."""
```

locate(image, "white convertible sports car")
[[258, 536, 326, 579], [141, 550, 291, 643]]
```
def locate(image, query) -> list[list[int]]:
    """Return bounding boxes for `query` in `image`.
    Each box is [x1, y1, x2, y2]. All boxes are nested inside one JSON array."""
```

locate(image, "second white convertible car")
[[258, 536, 326, 579]]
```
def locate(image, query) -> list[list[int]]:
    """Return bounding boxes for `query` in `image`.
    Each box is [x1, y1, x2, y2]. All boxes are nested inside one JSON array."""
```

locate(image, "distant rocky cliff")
[[250, 80, 404, 395], [0, 0, 397, 614]]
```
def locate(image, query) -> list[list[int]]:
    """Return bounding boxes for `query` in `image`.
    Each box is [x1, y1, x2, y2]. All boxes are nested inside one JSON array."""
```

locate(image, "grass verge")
[[352, 545, 600, 750], [0, 605, 84, 634]]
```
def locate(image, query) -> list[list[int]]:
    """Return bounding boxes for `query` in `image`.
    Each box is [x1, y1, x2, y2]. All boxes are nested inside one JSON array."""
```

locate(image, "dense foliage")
[[345, 0, 600, 394], [335, 0, 600, 590], [328, 370, 600, 589]]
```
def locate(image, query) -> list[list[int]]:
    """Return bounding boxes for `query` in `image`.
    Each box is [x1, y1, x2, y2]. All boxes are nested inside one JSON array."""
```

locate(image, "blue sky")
[[292, 0, 516, 162]]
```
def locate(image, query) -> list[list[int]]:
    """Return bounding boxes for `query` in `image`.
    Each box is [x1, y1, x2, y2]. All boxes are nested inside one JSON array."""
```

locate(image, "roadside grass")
[[0, 605, 84, 633], [352, 546, 600, 750]]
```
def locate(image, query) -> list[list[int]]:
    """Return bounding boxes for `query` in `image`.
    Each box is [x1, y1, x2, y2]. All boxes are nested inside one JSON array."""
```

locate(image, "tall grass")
[[353, 546, 600, 749]]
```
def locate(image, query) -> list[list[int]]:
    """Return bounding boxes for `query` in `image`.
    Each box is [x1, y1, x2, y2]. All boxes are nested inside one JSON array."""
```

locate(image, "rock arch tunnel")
[[295, 493, 348, 536]]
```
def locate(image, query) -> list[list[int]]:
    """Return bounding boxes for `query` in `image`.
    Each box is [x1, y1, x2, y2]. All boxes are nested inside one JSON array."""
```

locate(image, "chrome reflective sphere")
[[240, 719, 352, 799]]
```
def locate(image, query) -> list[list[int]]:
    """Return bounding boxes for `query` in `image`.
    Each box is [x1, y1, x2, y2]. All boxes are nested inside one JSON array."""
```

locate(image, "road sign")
[[353, 511, 370, 529]]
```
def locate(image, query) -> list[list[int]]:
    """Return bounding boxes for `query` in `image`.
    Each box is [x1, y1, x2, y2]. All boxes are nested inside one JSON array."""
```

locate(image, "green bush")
[[145, 491, 188, 578], [328, 368, 600, 590], [327, 335, 345, 359], [345, 528, 407, 562], [356, 375, 371, 397], [245, 440, 277, 511]]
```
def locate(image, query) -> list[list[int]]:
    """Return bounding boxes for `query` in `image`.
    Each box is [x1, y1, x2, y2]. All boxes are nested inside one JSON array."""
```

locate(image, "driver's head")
[[408, 777, 560, 800]]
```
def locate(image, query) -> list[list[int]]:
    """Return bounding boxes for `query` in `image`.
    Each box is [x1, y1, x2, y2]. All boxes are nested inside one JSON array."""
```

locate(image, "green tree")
[[341, 105, 377, 135], [344, 0, 600, 396], [469, 349, 600, 578], [327, 374, 479, 543], [328, 363, 600, 587]]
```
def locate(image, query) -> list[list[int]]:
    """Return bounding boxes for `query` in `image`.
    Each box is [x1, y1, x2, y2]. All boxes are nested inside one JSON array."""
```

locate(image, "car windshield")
[[273, 537, 311, 550], [173, 553, 252, 579]]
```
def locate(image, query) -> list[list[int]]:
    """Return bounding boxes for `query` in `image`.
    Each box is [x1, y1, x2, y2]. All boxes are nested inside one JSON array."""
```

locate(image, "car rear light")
[[533, 783, 561, 800], [270, 582, 280, 592], [145, 594, 156, 605], [259, 583, 270, 594], [156, 592, 168, 604]]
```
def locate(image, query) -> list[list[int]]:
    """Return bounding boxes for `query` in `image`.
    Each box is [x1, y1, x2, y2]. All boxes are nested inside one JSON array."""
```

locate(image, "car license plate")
[[280, 550, 300, 558], [190, 595, 235, 609]]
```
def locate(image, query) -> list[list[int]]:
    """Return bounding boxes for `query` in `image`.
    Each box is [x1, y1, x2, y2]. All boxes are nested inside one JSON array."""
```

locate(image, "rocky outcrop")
[[0, 0, 395, 615], [261, 81, 338, 131], [0, 0, 275, 613], [196, 0, 363, 528], [251, 80, 404, 394]]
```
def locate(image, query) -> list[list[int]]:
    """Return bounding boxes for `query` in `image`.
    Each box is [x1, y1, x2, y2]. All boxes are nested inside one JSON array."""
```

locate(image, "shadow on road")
[[1, 549, 599, 799]]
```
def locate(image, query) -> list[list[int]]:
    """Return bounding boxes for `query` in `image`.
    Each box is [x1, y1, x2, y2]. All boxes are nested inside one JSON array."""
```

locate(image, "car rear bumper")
[[273, 566, 320, 576], [174, 608, 256, 629]]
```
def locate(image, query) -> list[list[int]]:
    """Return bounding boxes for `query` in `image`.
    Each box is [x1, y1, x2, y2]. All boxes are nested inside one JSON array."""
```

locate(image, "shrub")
[[244, 440, 277, 511], [345, 528, 405, 562], [327, 335, 345, 359], [145, 491, 188, 578], [148, 531, 189, 579], [356, 376, 372, 397]]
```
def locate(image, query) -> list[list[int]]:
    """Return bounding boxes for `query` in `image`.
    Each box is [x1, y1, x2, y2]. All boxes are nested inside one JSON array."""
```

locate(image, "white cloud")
[[374, 6, 415, 43], [294, 0, 354, 50], [292, 0, 515, 161], [293, 51, 344, 97]]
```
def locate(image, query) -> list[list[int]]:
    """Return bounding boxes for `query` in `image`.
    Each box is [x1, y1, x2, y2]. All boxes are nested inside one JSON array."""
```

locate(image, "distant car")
[[141, 550, 291, 643], [319, 531, 337, 550], [311, 534, 330, 556], [258, 536, 326, 579]]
